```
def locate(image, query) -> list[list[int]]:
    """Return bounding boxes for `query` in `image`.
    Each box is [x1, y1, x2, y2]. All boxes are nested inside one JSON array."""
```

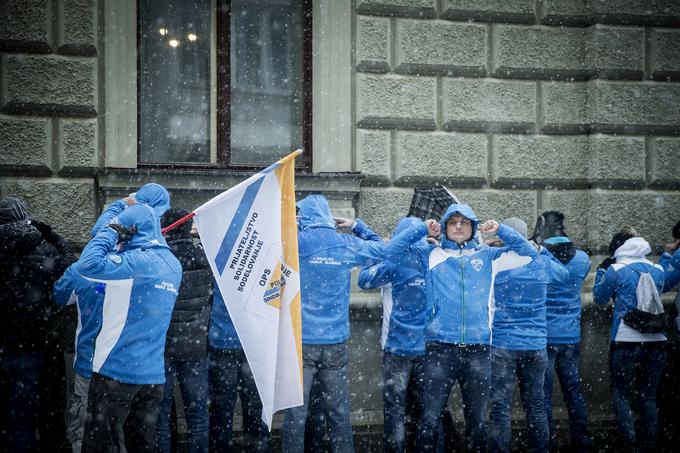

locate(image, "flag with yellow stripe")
[[192, 150, 303, 429]]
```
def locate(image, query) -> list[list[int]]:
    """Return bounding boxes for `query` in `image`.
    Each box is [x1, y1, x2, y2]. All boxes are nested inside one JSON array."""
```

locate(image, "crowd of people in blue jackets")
[[1, 183, 680, 453]]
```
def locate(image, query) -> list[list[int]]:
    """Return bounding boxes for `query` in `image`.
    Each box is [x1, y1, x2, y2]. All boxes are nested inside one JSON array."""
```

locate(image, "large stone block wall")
[[0, 0, 98, 243], [354, 0, 680, 252]]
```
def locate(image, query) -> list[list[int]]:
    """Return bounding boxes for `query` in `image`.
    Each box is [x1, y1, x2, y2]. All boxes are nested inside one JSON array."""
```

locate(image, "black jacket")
[[165, 235, 213, 361], [0, 221, 74, 352]]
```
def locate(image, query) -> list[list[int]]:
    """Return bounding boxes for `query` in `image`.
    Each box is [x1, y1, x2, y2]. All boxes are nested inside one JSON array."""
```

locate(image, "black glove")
[[598, 257, 615, 270], [108, 224, 137, 242], [31, 219, 74, 257]]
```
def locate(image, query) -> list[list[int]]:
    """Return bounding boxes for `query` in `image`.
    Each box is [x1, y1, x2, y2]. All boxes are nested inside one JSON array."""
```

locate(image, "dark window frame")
[[136, 0, 313, 171]]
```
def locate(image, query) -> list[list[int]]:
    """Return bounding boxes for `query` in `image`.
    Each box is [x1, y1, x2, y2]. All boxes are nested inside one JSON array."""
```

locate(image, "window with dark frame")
[[137, 0, 312, 169]]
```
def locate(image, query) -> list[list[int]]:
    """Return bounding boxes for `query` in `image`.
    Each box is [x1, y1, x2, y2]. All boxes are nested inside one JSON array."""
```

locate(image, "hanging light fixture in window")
[[187, 32, 197, 42], [169, 38, 180, 48], [159, 27, 168, 36]]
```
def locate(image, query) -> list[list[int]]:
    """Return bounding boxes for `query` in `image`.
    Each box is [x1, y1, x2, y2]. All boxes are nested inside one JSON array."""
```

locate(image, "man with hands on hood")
[[281, 194, 384, 453], [76, 203, 182, 452], [358, 217, 430, 453], [383, 204, 538, 452]]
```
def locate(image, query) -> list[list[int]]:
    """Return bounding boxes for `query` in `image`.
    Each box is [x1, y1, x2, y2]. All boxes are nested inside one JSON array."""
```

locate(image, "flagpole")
[[160, 149, 303, 235]]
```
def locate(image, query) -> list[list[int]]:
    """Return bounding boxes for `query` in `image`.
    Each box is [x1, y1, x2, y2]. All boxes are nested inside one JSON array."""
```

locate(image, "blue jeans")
[[416, 342, 490, 452], [609, 342, 666, 451], [157, 357, 209, 453], [0, 351, 42, 452], [544, 344, 590, 449], [209, 348, 270, 452], [282, 342, 354, 453], [383, 352, 425, 453], [489, 348, 548, 453]]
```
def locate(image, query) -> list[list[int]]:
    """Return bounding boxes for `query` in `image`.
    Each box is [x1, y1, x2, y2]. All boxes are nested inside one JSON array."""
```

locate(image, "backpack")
[[622, 266, 668, 334]]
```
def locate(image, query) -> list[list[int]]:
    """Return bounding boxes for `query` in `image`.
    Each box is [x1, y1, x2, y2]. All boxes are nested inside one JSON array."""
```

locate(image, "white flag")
[[193, 151, 303, 429]]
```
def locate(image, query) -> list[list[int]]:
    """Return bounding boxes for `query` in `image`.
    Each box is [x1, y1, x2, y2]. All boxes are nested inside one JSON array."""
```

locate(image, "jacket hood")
[[296, 195, 335, 231], [440, 203, 479, 249], [394, 217, 427, 246], [115, 204, 169, 250], [614, 237, 651, 260], [0, 221, 43, 255], [135, 183, 170, 217]]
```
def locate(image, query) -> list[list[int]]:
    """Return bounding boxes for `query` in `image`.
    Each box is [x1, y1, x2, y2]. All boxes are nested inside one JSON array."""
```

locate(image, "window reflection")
[[138, 0, 306, 166]]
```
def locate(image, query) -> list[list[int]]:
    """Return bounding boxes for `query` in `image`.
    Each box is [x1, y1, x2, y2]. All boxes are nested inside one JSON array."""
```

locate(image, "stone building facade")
[[2, 0, 680, 440]]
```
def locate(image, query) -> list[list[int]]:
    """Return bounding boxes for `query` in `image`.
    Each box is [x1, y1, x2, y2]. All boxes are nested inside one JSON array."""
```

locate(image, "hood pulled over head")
[[393, 216, 427, 246], [296, 194, 335, 231], [440, 203, 479, 249], [114, 204, 168, 250], [613, 236, 651, 260], [135, 183, 171, 217]]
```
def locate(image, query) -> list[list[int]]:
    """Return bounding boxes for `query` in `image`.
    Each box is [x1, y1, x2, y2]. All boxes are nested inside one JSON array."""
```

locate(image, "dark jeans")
[[82, 372, 164, 453], [544, 343, 590, 449], [209, 348, 270, 452], [383, 352, 425, 453], [0, 351, 42, 453], [282, 342, 354, 453], [609, 341, 666, 451], [416, 342, 491, 453], [157, 357, 209, 453], [489, 347, 549, 453]]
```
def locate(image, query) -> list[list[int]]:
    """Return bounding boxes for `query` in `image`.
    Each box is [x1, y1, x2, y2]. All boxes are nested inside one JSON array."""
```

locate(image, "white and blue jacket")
[[544, 238, 591, 344], [209, 283, 242, 350], [297, 195, 384, 344], [594, 237, 666, 343], [358, 217, 429, 356], [492, 247, 569, 350], [74, 204, 182, 384], [384, 204, 538, 345], [53, 264, 105, 379]]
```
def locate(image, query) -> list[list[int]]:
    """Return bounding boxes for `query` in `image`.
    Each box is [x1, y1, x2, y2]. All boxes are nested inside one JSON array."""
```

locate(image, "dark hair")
[[160, 208, 191, 237], [530, 210, 566, 244], [609, 226, 637, 256]]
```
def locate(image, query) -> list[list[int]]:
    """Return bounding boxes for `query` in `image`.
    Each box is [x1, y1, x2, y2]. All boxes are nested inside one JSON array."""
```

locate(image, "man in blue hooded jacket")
[[53, 265, 105, 453], [488, 218, 569, 453], [533, 211, 592, 450], [75, 203, 182, 451], [383, 204, 538, 452], [281, 194, 384, 453], [358, 217, 429, 453], [209, 283, 270, 452]]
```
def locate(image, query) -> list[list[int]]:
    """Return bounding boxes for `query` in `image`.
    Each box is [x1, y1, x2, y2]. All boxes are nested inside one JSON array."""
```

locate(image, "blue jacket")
[[384, 204, 538, 345], [659, 249, 680, 292], [209, 283, 242, 350], [544, 239, 591, 344], [492, 247, 569, 350], [75, 204, 182, 384], [91, 183, 170, 238], [594, 237, 666, 342], [358, 217, 429, 356], [297, 195, 384, 344], [53, 264, 105, 379]]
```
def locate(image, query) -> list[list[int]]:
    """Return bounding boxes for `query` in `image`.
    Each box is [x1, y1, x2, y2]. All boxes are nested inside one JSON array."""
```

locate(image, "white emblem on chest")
[[471, 257, 483, 272]]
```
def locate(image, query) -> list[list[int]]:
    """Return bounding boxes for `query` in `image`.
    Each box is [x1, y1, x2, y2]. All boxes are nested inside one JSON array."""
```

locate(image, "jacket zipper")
[[460, 246, 465, 345]]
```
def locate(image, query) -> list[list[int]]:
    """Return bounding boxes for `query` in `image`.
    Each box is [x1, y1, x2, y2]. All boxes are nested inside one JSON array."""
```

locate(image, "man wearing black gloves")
[[0, 197, 74, 452]]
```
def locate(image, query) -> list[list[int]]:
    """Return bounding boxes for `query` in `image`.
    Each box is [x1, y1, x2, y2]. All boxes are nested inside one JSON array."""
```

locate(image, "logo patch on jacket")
[[471, 257, 483, 272]]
